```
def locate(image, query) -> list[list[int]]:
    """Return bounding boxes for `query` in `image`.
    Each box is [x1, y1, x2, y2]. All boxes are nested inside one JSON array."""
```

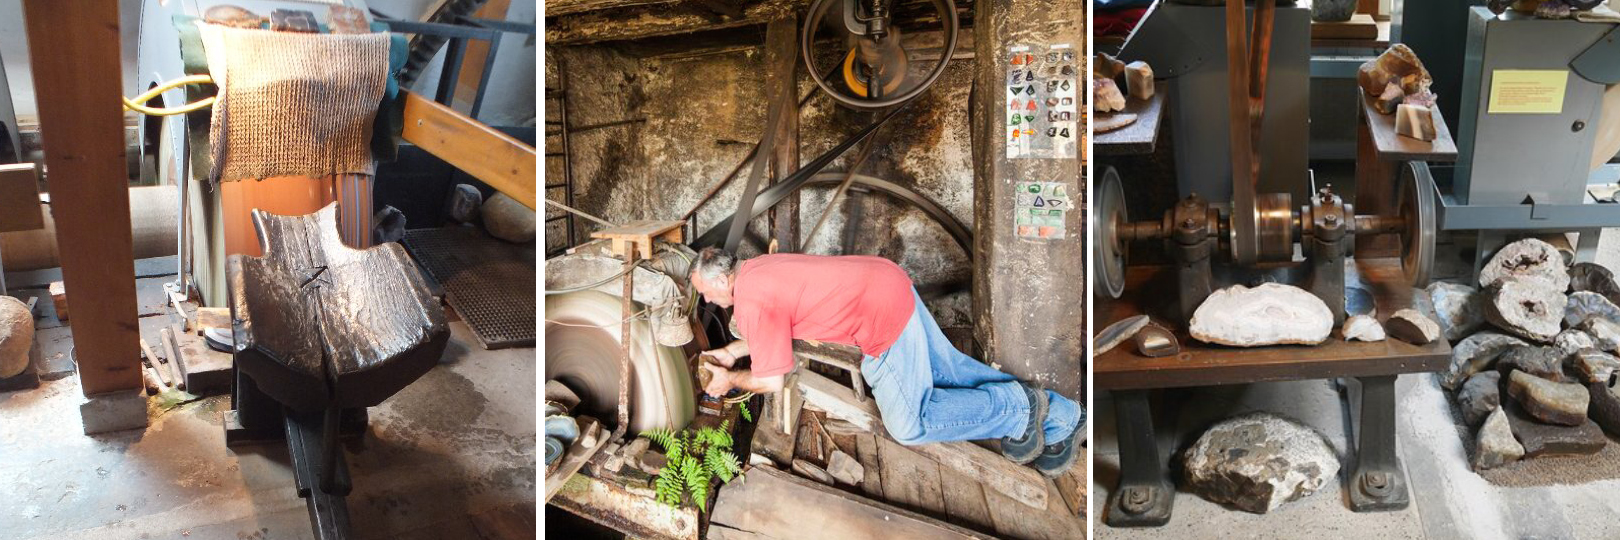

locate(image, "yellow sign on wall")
[[1487, 70, 1568, 114]]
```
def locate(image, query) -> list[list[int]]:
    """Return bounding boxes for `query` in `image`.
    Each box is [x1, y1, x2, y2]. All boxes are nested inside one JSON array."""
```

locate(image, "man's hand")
[[701, 347, 738, 368], [701, 363, 735, 398]]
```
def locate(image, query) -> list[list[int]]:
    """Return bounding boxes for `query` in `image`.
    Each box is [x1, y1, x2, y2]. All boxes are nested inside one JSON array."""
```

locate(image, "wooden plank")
[[708, 465, 994, 540], [1310, 13, 1378, 40], [1052, 463, 1087, 517], [545, 417, 609, 503], [1354, 104, 1401, 259], [545, 0, 679, 17], [173, 324, 233, 394], [195, 307, 230, 333], [545, 0, 802, 45], [751, 377, 802, 466], [1094, 259, 1451, 391], [796, 370, 1050, 509], [854, 434, 885, 499], [937, 466, 994, 532], [401, 91, 537, 209], [983, 476, 1083, 540], [0, 163, 42, 233], [22, 0, 143, 395], [875, 437, 946, 514], [1360, 92, 1457, 162], [764, 16, 799, 253], [551, 471, 701, 540]]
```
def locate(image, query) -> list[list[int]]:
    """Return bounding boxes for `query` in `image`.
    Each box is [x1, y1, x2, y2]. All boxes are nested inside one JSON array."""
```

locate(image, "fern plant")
[[640, 421, 743, 512]]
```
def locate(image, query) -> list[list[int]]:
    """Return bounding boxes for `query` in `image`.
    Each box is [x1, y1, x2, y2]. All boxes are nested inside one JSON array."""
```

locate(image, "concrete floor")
[[0, 321, 536, 540], [1090, 229, 1620, 539]]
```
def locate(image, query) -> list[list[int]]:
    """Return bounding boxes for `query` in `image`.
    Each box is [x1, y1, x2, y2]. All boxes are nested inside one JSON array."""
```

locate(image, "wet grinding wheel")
[[544, 290, 694, 435], [1094, 167, 1128, 299], [1397, 161, 1437, 287]]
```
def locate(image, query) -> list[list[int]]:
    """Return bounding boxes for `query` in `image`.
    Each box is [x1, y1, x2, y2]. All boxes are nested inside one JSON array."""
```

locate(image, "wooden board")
[[937, 466, 994, 531], [1361, 92, 1457, 162], [855, 434, 886, 499], [708, 465, 995, 540], [401, 91, 537, 209], [22, 0, 144, 395], [0, 163, 42, 233], [1311, 13, 1378, 40], [877, 437, 947, 514], [588, 220, 684, 260], [1094, 84, 1166, 156], [172, 325, 233, 395], [1093, 259, 1451, 391]]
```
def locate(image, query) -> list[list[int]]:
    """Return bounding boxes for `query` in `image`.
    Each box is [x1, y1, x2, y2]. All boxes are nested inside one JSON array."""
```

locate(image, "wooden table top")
[[1093, 258, 1451, 391], [1094, 83, 1166, 157], [1361, 93, 1458, 163]]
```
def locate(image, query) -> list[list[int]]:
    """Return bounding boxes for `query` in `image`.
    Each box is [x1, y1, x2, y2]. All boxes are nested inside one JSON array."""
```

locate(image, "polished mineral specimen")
[[1093, 78, 1126, 113], [1342, 314, 1386, 342], [1472, 407, 1523, 471], [1357, 44, 1431, 101], [1442, 332, 1529, 390], [1182, 413, 1340, 514], [1507, 370, 1589, 426], [1395, 103, 1437, 141], [1124, 61, 1155, 101], [1386, 308, 1441, 345], [1428, 281, 1485, 342], [1190, 283, 1333, 347], [1484, 277, 1567, 343], [1095, 113, 1138, 133], [1479, 239, 1570, 291]]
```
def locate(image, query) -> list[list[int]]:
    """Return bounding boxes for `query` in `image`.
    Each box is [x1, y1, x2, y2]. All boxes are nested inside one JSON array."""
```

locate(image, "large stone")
[[1093, 78, 1126, 113], [1385, 309, 1441, 345], [1342, 314, 1386, 342], [1442, 332, 1529, 390], [1484, 277, 1567, 343], [1503, 400, 1606, 457], [1472, 407, 1524, 471], [1583, 317, 1620, 352], [0, 296, 32, 378], [1496, 346, 1568, 383], [1457, 371, 1502, 427], [1569, 262, 1620, 301], [1357, 44, 1432, 99], [1572, 349, 1620, 385], [481, 193, 536, 243], [1479, 238, 1570, 291], [1588, 380, 1620, 436], [1124, 61, 1155, 100], [1427, 281, 1485, 342], [1554, 329, 1597, 357], [1190, 283, 1333, 347], [1565, 291, 1620, 327], [1507, 370, 1589, 426], [1182, 413, 1340, 514], [447, 184, 484, 224]]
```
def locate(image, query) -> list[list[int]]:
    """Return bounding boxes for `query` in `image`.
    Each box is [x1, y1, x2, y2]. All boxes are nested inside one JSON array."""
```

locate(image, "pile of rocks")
[[1434, 239, 1620, 471]]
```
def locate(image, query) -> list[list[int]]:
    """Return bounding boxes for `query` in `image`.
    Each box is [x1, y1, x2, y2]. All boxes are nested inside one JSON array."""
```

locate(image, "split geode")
[[1484, 277, 1567, 343], [1479, 239, 1570, 292], [1569, 262, 1620, 303], [1342, 314, 1386, 342], [1565, 291, 1620, 327], [1386, 309, 1441, 345], [1442, 331, 1529, 390], [1182, 413, 1340, 514], [1190, 283, 1333, 347]]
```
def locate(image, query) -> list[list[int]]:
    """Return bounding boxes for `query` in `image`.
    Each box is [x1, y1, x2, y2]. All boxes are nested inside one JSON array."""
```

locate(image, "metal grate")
[[403, 227, 535, 349]]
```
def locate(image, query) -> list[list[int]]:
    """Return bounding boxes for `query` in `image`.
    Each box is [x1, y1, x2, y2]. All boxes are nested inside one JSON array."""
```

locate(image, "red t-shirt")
[[732, 254, 916, 378]]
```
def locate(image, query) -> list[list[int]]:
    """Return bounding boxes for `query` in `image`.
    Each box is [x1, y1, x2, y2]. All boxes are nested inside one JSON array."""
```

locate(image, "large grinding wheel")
[[545, 291, 695, 435], [1094, 167, 1128, 298], [1397, 161, 1438, 286]]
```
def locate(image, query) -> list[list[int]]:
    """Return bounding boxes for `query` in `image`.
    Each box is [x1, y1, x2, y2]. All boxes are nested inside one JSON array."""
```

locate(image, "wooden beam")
[[546, 0, 806, 45], [764, 16, 800, 252], [545, 0, 680, 18], [795, 371, 1050, 510], [401, 91, 537, 209], [709, 465, 996, 540], [0, 164, 42, 233], [22, 0, 144, 396]]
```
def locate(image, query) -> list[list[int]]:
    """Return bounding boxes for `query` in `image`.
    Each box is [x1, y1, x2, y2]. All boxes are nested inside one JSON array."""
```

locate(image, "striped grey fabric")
[[200, 25, 389, 183]]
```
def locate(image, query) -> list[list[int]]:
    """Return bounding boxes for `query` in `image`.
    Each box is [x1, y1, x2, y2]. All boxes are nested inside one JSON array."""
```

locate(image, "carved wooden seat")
[[228, 204, 448, 412]]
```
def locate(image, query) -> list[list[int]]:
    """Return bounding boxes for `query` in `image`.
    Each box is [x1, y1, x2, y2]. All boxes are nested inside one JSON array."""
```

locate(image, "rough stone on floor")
[[1473, 407, 1523, 471], [1190, 283, 1333, 347], [1485, 277, 1568, 343], [1504, 399, 1606, 457], [1479, 238, 1570, 291], [1565, 291, 1620, 327], [447, 183, 484, 224], [1457, 371, 1502, 427], [1496, 346, 1568, 383], [0, 296, 33, 378], [1182, 412, 1340, 514], [1555, 329, 1597, 357], [1427, 281, 1485, 342], [1507, 370, 1589, 426], [1570, 262, 1620, 303], [1342, 314, 1386, 342], [1571, 349, 1620, 384], [482, 192, 536, 243], [1582, 317, 1620, 352], [1588, 380, 1620, 436], [1386, 309, 1441, 345], [1443, 332, 1529, 390]]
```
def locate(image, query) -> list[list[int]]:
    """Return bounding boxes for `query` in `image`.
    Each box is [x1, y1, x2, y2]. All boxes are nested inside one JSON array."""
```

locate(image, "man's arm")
[[702, 339, 750, 367], [722, 369, 785, 394]]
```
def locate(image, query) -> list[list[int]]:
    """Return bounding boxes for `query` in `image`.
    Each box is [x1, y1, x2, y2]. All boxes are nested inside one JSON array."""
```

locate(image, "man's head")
[[690, 247, 739, 307]]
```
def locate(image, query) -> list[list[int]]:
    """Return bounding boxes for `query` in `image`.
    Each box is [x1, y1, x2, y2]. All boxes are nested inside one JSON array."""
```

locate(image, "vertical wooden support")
[[22, 0, 144, 396], [764, 17, 800, 252]]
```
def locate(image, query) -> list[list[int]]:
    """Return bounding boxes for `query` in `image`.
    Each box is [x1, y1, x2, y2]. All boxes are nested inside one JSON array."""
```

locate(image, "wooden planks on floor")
[[709, 465, 995, 540]]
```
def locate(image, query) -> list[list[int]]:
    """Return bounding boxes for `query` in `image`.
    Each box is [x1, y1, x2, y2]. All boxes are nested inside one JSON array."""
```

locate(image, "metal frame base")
[[1104, 390, 1175, 527]]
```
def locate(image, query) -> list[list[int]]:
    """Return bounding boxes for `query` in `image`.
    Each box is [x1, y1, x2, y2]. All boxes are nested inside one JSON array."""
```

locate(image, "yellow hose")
[[123, 75, 218, 116]]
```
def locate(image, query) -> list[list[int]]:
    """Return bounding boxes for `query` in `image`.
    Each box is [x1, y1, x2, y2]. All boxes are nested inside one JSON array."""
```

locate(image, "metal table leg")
[[1105, 390, 1174, 527], [1348, 375, 1409, 512]]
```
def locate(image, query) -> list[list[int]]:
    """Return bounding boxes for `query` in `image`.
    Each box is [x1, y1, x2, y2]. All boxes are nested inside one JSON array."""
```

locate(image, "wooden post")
[[764, 16, 799, 252], [22, 0, 144, 396]]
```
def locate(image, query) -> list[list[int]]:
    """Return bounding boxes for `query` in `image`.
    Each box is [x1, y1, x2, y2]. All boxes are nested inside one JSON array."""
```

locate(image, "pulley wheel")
[[1255, 193, 1295, 263], [544, 290, 694, 436], [1397, 161, 1437, 286], [801, 0, 959, 109], [1094, 167, 1128, 299]]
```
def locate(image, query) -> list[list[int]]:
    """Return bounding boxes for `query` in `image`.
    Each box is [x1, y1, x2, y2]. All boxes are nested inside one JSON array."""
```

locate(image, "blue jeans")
[[861, 290, 1083, 445]]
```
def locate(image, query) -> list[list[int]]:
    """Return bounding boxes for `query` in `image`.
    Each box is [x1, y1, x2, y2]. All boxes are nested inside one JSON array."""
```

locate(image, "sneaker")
[[1000, 383, 1048, 464], [1032, 415, 1084, 478]]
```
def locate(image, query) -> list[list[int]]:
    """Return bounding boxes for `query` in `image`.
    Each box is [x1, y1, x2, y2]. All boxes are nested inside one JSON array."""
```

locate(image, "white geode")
[[1183, 412, 1340, 514], [1342, 314, 1386, 342], [1479, 238, 1569, 291], [1191, 283, 1333, 347], [1484, 277, 1566, 343]]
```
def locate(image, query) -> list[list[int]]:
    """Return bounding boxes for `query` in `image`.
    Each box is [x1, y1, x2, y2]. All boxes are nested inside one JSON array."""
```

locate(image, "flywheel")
[[1397, 161, 1437, 287]]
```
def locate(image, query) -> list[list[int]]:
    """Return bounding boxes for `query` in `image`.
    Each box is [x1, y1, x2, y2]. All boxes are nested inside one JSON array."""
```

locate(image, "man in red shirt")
[[690, 248, 1083, 476]]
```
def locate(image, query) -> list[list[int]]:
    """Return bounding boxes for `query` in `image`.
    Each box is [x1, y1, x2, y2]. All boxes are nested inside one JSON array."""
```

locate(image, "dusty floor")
[[0, 320, 536, 540], [1091, 225, 1620, 539]]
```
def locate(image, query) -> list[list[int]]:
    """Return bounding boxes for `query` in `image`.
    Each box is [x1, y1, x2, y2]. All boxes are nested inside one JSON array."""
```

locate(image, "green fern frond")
[[685, 455, 712, 512], [738, 401, 753, 422], [705, 448, 740, 483], [640, 428, 677, 453], [654, 470, 684, 507]]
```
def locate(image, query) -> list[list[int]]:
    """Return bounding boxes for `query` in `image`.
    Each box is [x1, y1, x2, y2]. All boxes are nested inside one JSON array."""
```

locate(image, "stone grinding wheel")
[[1094, 167, 1129, 299], [1397, 161, 1438, 287], [544, 290, 695, 436]]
